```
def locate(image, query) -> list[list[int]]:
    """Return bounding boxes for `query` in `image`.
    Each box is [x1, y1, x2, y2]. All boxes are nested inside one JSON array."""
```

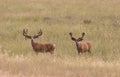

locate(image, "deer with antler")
[[23, 29, 55, 54], [69, 32, 91, 54]]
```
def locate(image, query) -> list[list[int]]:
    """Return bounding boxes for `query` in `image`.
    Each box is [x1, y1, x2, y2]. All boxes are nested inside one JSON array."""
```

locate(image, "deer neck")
[[75, 42, 80, 50], [31, 39, 35, 49]]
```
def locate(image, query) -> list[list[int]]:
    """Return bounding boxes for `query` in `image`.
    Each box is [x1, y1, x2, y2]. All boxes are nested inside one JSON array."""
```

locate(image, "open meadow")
[[0, 0, 120, 77]]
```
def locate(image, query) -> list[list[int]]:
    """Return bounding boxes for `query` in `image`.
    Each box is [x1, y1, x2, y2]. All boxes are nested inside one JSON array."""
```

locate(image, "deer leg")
[[35, 51, 39, 55], [50, 51, 54, 54], [88, 49, 91, 54], [78, 50, 82, 55]]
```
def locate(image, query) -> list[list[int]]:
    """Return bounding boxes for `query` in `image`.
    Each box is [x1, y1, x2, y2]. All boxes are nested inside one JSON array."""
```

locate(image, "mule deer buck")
[[23, 29, 55, 54], [69, 32, 91, 54]]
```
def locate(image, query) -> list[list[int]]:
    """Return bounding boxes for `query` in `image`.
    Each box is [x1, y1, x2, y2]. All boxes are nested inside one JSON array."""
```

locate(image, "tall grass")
[[0, 0, 120, 77]]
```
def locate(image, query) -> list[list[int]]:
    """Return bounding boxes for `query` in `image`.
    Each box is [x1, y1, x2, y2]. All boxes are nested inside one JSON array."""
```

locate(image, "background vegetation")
[[0, 0, 120, 77]]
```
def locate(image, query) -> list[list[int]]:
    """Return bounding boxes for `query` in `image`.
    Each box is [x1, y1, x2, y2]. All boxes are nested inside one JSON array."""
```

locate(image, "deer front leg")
[[78, 49, 82, 55]]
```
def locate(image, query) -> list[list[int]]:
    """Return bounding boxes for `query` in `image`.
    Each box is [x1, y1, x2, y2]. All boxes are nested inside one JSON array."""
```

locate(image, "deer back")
[[31, 39, 55, 53]]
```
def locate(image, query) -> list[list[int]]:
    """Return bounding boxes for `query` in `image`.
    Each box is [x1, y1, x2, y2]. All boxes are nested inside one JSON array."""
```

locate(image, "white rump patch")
[[53, 44, 56, 48]]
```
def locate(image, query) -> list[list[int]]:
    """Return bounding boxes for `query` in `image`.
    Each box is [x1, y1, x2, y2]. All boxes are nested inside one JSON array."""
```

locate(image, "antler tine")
[[81, 32, 85, 38], [69, 32, 73, 36], [38, 29, 42, 35], [23, 29, 26, 35], [77, 32, 85, 41], [33, 29, 42, 38], [23, 29, 28, 35], [23, 29, 31, 39], [69, 32, 76, 41], [25, 29, 28, 33]]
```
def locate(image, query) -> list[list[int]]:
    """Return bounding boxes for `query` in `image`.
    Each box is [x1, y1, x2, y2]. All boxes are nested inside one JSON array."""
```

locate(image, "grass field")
[[0, 0, 120, 77]]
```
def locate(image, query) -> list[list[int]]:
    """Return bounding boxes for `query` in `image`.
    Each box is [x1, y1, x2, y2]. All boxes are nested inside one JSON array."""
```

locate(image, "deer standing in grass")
[[23, 29, 55, 54], [69, 32, 91, 54]]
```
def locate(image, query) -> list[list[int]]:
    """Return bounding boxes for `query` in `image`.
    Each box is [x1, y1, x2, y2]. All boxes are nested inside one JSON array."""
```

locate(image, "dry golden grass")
[[0, 52, 120, 77]]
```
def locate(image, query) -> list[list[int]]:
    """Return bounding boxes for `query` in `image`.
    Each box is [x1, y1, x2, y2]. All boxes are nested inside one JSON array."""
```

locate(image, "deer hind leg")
[[50, 51, 54, 54], [78, 51, 81, 55], [88, 49, 91, 54], [35, 51, 39, 55]]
